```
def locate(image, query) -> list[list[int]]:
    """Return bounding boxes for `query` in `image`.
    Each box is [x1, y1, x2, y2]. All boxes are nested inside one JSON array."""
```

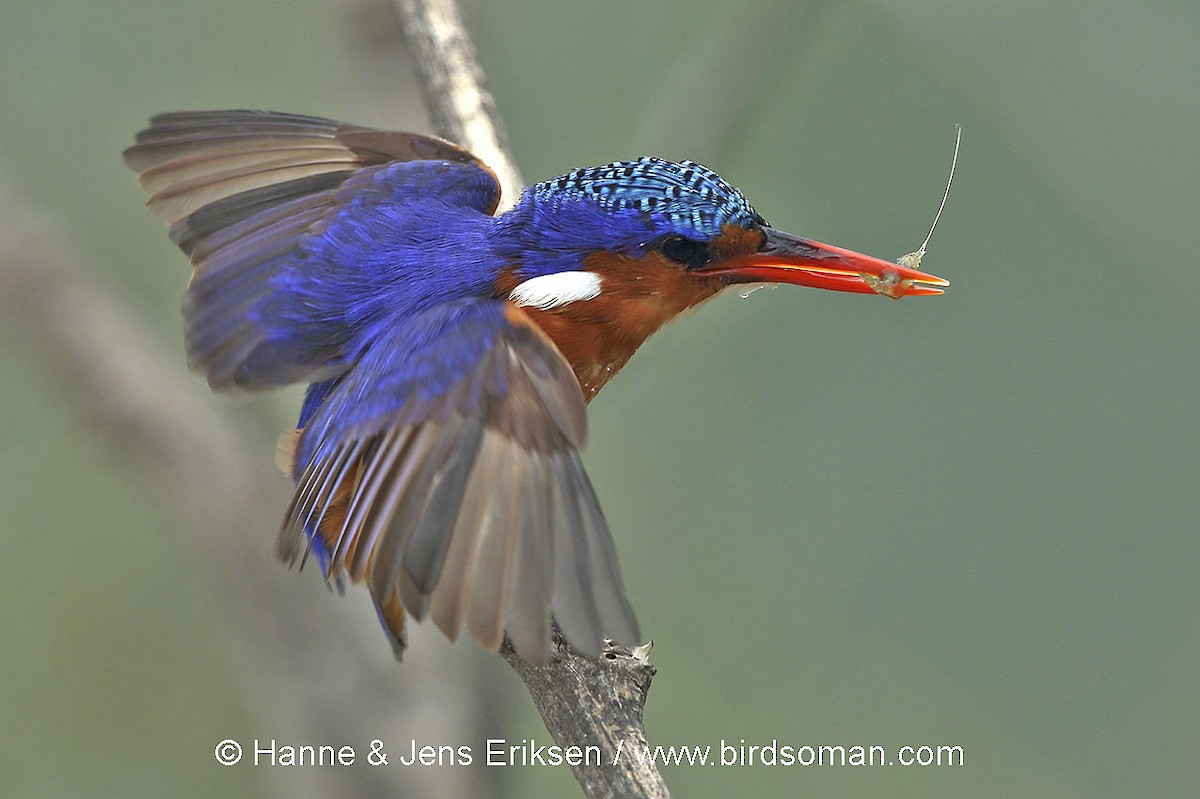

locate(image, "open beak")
[[696, 227, 949, 299]]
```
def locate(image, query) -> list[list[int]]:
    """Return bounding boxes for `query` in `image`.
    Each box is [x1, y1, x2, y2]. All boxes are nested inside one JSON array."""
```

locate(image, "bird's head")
[[490, 156, 949, 397], [493, 156, 948, 303]]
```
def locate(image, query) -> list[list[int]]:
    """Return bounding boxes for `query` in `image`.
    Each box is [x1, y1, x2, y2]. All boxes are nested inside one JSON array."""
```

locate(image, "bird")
[[124, 109, 948, 665]]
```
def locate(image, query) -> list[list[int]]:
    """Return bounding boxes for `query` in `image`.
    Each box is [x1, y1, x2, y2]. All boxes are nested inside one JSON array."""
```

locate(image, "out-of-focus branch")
[[0, 187, 257, 525], [393, 2, 668, 797], [0, 173, 495, 798], [393, 0, 523, 209]]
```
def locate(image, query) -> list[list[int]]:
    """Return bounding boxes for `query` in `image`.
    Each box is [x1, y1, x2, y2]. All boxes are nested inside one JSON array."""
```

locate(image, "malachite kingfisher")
[[124, 110, 948, 664]]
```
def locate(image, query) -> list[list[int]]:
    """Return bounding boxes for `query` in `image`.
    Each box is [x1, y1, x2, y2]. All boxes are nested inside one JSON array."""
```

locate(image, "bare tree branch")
[[502, 636, 669, 799], [394, 0, 523, 208], [393, 2, 669, 797]]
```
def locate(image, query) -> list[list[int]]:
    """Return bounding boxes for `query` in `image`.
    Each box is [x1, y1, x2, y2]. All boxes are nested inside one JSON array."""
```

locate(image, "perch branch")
[[393, 1, 668, 797], [394, 0, 523, 209], [502, 636, 668, 799]]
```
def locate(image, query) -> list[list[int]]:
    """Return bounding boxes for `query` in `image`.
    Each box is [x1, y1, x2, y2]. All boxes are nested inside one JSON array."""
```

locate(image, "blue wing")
[[277, 298, 640, 662], [124, 110, 501, 390]]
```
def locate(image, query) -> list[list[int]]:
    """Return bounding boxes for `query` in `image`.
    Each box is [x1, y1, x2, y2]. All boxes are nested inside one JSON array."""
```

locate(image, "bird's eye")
[[659, 235, 704, 266]]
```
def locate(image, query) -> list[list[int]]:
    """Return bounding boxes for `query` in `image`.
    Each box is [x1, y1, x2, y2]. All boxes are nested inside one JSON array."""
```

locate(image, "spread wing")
[[124, 110, 502, 390], [278, 298, 640, 662]]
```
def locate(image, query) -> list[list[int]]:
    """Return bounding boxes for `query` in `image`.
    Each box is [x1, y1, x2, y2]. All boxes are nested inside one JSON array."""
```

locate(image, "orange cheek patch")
[[712, 223, 765, 258]]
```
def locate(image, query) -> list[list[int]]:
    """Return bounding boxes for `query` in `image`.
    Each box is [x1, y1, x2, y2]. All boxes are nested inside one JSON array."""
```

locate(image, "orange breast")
[[499, 251, 725, 401]]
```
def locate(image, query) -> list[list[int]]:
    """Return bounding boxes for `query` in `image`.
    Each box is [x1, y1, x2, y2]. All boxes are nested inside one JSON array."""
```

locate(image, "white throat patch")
[[508, 271, 602, 310]]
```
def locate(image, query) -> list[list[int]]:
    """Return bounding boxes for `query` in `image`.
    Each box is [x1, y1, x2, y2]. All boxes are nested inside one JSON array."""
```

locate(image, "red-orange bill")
[[698, 227, 949, 300]]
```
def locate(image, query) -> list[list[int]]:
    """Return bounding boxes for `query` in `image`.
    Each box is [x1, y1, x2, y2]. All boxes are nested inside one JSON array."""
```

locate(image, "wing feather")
[[568, 465, 641, 646], [126, 109, 497, 225], [341, 428, 420, 579], [277, 299, 640, 661], [137, 145, 354, 197], [546, 451, 606, 654], [504, 450, 554, 660], [125, 110, 502, 392], [427, 427, 508, 641], [464, 447, 523, 651]]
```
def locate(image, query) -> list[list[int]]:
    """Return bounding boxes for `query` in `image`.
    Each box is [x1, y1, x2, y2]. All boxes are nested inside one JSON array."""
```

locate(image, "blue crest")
[[533, 157, 763, 239]]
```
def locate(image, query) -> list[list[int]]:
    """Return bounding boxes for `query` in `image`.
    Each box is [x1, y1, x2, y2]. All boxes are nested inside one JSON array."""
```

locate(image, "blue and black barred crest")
[[535, 157, 764, 238]]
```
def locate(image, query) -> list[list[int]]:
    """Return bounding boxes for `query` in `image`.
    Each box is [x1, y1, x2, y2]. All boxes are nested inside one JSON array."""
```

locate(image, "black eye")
[[660, 235, 703, 266]]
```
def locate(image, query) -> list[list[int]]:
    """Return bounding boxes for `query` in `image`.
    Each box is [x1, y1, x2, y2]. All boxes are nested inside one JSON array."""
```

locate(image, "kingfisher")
[[124, 110, 948, 664]]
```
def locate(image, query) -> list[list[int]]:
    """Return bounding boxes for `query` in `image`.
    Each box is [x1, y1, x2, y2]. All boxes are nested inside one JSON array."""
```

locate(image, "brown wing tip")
[[376, 588, 409, 661]]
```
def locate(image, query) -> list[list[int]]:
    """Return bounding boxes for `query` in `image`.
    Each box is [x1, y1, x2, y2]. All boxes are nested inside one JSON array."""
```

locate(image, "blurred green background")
[[2, 0, 1197, 796]]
